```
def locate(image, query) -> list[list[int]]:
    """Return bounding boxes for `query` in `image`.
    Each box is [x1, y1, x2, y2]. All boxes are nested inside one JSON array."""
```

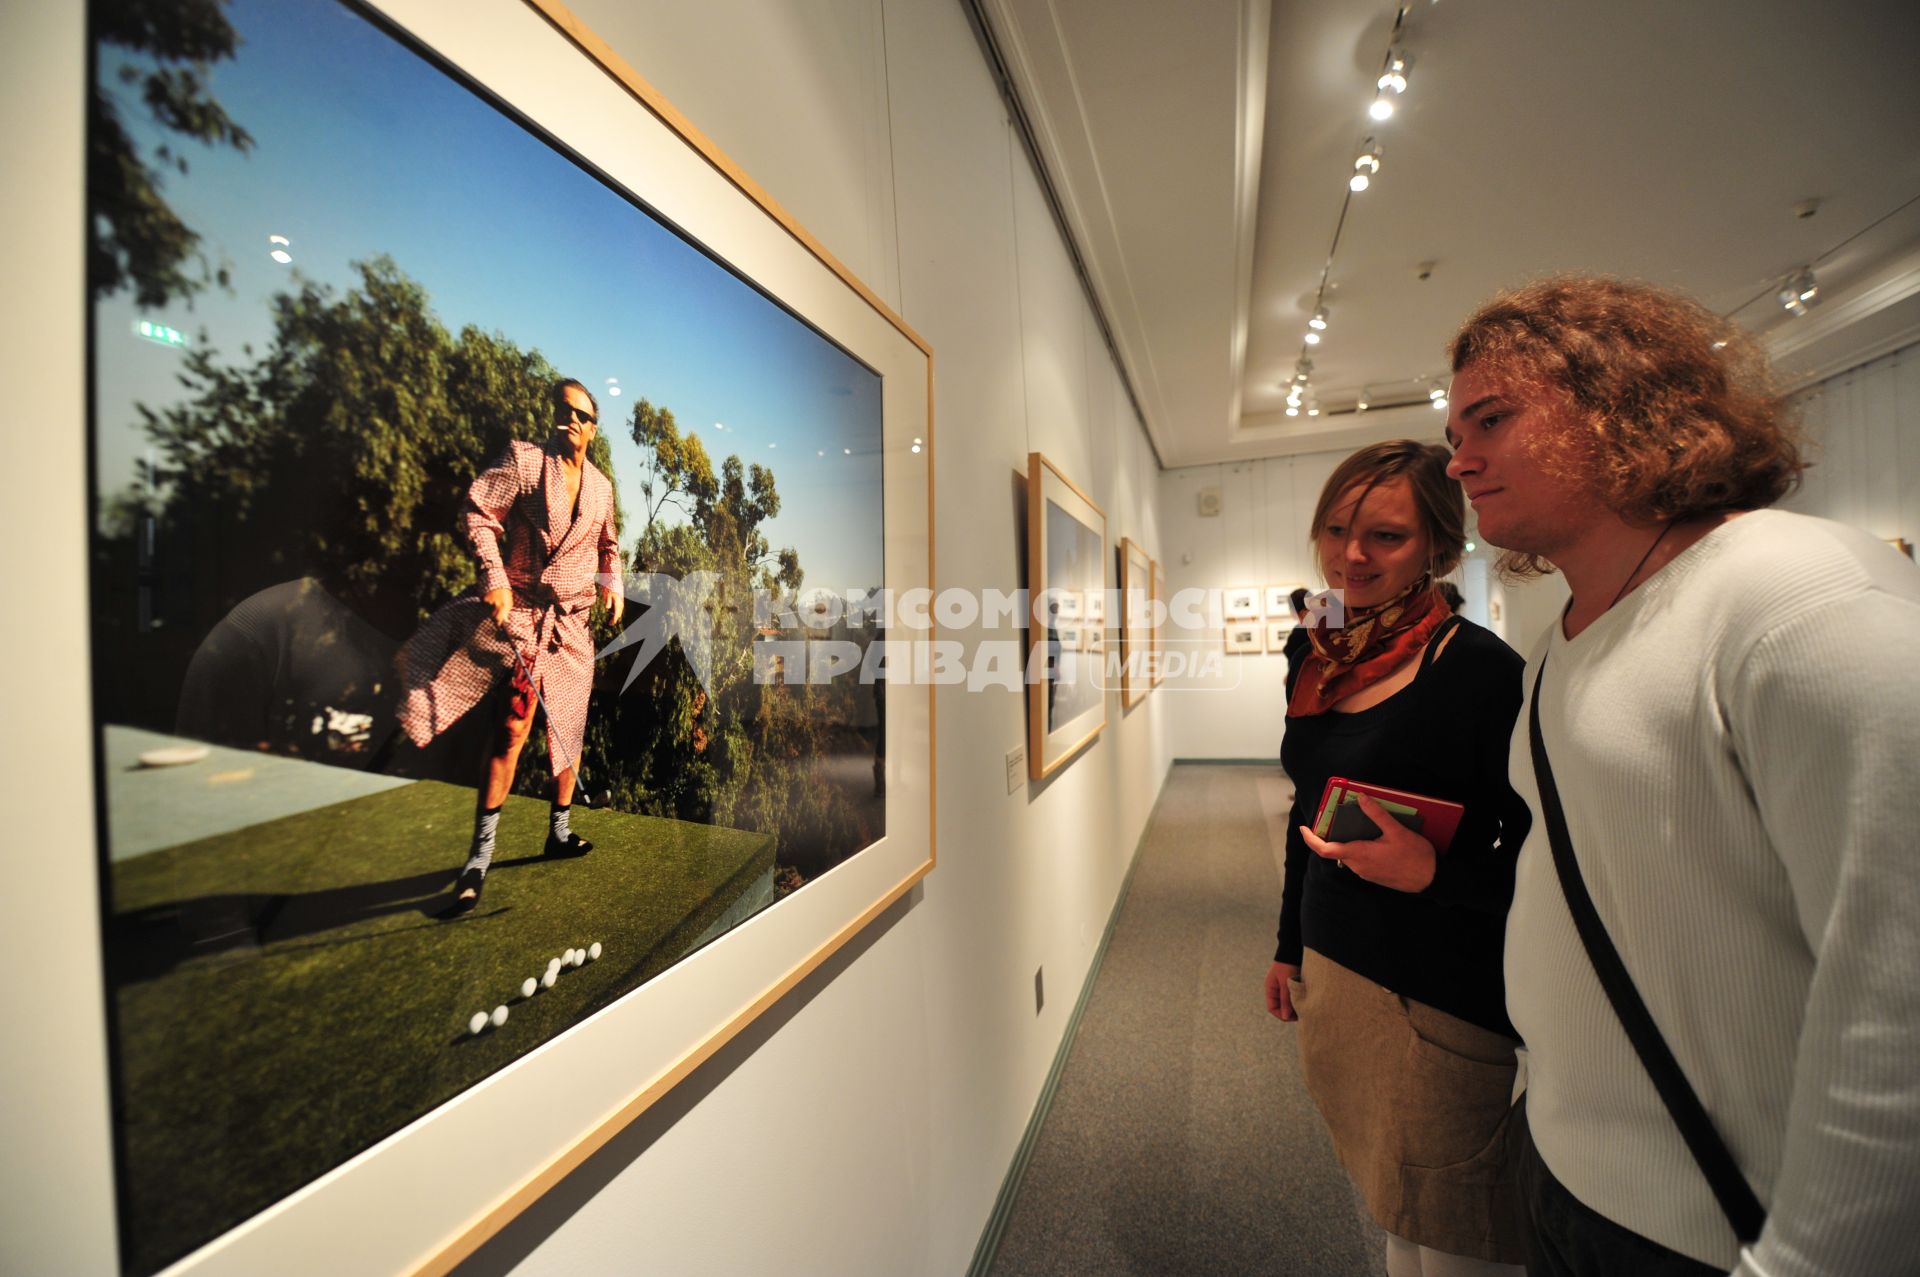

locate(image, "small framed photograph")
[[1267, 621, 1294, 651], [1222, 587, 1261, 621], [1224, 624, 1264, 654], [1265, 582, 1308, 617]]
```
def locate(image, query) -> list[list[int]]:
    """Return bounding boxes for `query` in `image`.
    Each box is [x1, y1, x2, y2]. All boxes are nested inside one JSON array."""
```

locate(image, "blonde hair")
[[1309, 440, 1464, 582]]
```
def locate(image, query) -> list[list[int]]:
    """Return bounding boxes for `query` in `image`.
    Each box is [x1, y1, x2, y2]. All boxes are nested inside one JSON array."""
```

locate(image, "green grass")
[[106, 780, 773, 1276]]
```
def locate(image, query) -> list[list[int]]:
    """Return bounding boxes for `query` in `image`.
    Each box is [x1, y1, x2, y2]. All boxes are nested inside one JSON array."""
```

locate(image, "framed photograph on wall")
[[1028, 452, 1107, 780], [1265, 583, 1309, 618], [1225, 623, 1265, 654], [1149, 557, 1168, 687], [1118, 538, 1151, 708], [15, 0, 935, 1273], [1267, 621, 1294, 651], [1222, 586, 1262, 621]]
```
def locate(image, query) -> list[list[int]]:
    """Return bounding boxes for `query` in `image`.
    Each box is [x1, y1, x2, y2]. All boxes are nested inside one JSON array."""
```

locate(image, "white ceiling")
[[976, 0, 1920, 468]]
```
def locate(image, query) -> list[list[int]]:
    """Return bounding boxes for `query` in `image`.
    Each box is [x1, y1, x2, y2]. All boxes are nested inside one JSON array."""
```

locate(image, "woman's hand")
[[485, 586, 513, 628], [1265, 961, 1300, 1021], [1298, 792, 1437, 892]]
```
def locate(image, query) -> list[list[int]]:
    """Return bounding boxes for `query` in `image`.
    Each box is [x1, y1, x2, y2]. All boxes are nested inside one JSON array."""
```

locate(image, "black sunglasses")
[[558, 403, 597, 426]]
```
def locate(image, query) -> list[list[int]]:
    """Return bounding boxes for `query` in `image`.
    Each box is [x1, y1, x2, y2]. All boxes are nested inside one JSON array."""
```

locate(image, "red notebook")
[[1312, 776, 1465, 854]]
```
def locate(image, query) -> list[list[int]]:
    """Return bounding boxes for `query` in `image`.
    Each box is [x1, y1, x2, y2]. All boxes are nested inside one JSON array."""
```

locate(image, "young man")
[[397, 377, 624, 912], [1443, 277, 1920, 1277]]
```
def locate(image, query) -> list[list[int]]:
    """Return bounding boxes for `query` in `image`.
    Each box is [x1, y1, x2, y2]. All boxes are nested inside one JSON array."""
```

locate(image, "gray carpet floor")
[[988, 763, 1389, 1277]]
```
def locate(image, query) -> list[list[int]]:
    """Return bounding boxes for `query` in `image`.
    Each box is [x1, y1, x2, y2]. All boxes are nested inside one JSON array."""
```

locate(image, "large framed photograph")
[[1027, 452, 1107, 780], [1118, 538, 1152, 708], [12, 0, 934, 1273], [1149, 557, 1168, 687]]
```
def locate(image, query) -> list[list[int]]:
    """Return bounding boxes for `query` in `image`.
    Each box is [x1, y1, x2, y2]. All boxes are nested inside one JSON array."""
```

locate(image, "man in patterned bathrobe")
[[397, 377, 624, 912]]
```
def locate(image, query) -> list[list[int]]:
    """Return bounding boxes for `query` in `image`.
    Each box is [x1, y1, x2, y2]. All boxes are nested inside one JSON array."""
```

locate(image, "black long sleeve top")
[[1275, 617, 1531, 1037]]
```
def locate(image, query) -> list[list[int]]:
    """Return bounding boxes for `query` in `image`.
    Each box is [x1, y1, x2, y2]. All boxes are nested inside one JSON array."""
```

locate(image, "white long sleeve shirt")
[[1505, 509, 1920, 1276]]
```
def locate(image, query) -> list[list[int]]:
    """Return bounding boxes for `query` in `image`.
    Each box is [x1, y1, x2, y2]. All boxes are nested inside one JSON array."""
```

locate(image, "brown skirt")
[[1291, 947, 1526, 1264]]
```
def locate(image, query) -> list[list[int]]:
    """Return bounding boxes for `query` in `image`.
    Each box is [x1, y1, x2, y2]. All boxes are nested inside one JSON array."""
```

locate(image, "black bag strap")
[[1527, 656, 1766, 1244]]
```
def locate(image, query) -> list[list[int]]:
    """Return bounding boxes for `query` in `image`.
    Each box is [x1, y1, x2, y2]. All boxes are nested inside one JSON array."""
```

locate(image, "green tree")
[[628, 398, 716, 542], [91, 0, 254, 307]]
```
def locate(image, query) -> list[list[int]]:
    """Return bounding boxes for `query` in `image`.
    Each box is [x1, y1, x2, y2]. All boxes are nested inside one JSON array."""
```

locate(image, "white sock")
[[465, 807, 501, 876]]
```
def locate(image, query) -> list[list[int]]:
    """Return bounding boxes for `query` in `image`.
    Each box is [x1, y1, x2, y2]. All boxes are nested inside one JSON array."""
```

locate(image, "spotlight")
[[1369, 95, 1395, 122], [1286, 406, 1300, 417], [1351, 140, 1382, 191], [1308, 306, 1329, 331], [1777, 267, 1819, 317], [1304, 330, 1322, 345], [1377, 49, 1410, 97], [1428, 386, 1445, 400], [1431, 396, 1448, 411]]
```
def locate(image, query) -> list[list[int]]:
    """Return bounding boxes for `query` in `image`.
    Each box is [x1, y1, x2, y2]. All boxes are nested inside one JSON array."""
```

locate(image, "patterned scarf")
[[1287, 578, 1447, 716]]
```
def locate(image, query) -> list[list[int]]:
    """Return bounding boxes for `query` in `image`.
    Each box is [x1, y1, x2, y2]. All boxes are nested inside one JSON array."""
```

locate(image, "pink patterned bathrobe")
[[397, 440, 619, 774]]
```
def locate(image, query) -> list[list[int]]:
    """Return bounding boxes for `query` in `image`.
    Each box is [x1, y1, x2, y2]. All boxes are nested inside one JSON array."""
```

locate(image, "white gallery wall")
[[1781, 342, 1920, 548], [441, 0, 1173, 1274]]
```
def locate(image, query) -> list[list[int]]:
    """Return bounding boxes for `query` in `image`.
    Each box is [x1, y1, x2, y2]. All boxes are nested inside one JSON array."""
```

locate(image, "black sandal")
[[449, 865, 486, 914], [543, 832, 593, 858]]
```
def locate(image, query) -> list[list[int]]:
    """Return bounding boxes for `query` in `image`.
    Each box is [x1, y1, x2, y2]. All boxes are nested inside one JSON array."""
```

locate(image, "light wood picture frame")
[[1027, 452, 1107, 779], [18, 1, 936, 1274], [1224, 622, 1265, 654], [1149, 557, 1168, 687], [1222, 586, 1262, 621], [1265, 582, 1309, 617], [1118, 538, 1152, 708]]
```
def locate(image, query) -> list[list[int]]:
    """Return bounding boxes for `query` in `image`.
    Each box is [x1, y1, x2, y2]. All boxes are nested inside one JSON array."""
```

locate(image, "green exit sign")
[[133, 319, 188, 348]]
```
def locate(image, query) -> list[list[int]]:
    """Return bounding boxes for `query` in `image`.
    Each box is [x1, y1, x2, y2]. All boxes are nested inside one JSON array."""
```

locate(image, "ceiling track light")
[[1350, 139, 1382, 191], [1308, 305, 1329, 331], [1777, 266, 1819, 317], [1377, 48, 1411, 97]]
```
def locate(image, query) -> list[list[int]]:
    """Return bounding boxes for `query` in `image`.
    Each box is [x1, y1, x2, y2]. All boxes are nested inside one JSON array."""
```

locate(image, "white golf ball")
[[548, 956, 562, 973], [541, 969, 557, 989], [564, 949, 577, 967], [521, 977, 537, 999], [588, 942, 602, 961], [468, 1012, 488, 1036], [491, 1004, 509, 1028]]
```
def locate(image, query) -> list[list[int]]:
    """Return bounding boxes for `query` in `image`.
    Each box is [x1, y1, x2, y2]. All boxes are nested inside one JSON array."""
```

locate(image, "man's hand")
[[598, 582, 625, 627], [1299, 792, 1437, 892], [1265, 961, 1300, 1021], [485, 587, 513, 628]]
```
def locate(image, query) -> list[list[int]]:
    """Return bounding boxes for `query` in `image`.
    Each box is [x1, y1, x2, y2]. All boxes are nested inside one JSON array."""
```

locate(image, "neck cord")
[[1605, 520, 1677, 611]]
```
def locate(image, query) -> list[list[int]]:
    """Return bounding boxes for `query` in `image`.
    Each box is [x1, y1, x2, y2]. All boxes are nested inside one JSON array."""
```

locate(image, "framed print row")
[[8, 1, 934, 1274]]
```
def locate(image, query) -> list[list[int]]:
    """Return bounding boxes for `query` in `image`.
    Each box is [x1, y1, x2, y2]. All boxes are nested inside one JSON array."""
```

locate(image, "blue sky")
[[93, 0, 885, 594]]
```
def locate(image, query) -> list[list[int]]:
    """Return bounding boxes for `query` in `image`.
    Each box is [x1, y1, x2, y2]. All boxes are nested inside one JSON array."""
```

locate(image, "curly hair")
[[1450, 276, 1805, 577], [1310, 439, 1466, 583]]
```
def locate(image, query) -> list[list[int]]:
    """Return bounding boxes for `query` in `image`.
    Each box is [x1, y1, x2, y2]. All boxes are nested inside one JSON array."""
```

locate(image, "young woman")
[[1263, 440, 1532, 1277]]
